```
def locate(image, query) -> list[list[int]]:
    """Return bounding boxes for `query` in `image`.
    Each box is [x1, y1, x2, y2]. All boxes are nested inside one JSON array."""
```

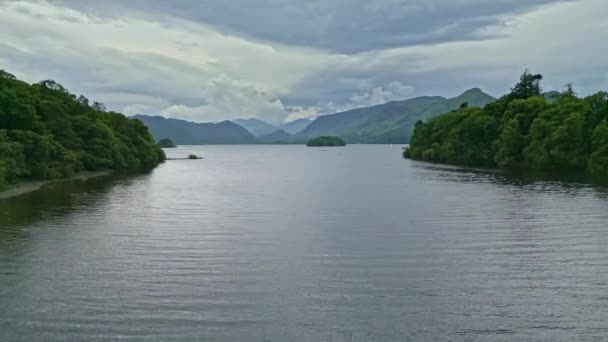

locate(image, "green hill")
[[296, 88, 496, 143]]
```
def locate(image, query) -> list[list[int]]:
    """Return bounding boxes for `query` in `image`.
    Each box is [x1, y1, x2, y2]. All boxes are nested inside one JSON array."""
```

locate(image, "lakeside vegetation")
[[306, 136, 346, 147], [158, 138, 177, 148], [0, 70, 165, 191], [404, 71, 608, 180]]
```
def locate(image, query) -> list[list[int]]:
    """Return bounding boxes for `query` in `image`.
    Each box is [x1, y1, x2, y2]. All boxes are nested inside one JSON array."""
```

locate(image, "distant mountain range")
[[257, 129, 293, 144], [131, 115, 256, 144], [133, 88, 496, 145], [233, 118, 312, 136], [278, 118, 312, 134], [132, 115, 311, 144]]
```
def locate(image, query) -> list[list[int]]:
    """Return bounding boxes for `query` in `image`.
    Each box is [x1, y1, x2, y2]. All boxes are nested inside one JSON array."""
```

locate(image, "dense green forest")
[[306, 136, 346, 147], [404, 71, 608, 180], [0, 70, 165, 190]]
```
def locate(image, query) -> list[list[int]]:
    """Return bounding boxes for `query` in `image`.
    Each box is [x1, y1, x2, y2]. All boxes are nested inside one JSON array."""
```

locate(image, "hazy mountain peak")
[[232, 118, 277, 137], [458, 87, 491, 97], [451, 88, 496, 105], [278, 118, 312, 135], [464, 87, 483, 93]]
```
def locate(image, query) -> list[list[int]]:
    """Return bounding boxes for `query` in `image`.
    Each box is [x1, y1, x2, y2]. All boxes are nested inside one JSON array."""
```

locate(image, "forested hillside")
[[0, 70, 165, 190], [404, 71, 608, 180], [296, 89, 495, 143]]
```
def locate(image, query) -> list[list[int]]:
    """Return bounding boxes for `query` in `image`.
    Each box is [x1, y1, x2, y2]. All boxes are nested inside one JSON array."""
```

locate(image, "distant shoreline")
[[0, 171, 113, 200]]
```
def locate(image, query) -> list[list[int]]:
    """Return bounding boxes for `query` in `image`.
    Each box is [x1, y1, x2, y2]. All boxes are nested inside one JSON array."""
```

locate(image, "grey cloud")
[[0, 42, 211, 109], [3, 0, 607, 124], [286, 0, 608, 111], [52, 0, 568, 53]]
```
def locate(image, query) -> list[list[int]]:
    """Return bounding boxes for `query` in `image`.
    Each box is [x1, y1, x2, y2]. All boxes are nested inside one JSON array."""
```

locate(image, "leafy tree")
[[563, 83, 576, 98], [494, 118, 525, 168], [523, 117, 552, 169], [509, 70, 543, 100], [588, 120, 608, 179], [0, 70, 16, 80], [549, 111, 588, 170]]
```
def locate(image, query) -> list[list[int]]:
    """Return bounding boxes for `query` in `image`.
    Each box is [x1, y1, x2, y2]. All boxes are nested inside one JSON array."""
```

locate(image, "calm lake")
[[2, 145, 608, 341]]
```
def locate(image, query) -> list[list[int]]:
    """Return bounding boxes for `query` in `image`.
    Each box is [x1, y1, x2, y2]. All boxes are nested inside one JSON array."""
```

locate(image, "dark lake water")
[[2, 145, 608, 341]]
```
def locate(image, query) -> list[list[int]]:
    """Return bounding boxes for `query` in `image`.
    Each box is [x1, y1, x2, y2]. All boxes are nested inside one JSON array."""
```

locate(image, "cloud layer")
[[53, 0, 564, 53], [1, 0, 607, 123]]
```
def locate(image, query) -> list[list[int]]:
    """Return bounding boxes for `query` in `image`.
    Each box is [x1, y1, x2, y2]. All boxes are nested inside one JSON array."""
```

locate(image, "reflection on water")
[[0, 176, 114, 229], [415, 161, 607, 189], [1, 145, 608, 341], [0, 172, 154, 229]]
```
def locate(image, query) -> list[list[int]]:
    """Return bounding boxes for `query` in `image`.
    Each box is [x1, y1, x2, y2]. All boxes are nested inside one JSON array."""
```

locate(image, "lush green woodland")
[[306, 136, 346, 147], [0, 70, 165, 190], [404, 71, 608, 180]]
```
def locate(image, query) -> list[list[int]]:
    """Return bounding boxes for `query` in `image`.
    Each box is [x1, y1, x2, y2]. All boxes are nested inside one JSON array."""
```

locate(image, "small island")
[[157, 138, 177, 148], [306, 136, 346, 147]]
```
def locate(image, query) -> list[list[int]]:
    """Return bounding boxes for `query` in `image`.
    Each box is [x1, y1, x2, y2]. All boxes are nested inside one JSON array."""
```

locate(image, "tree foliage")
[[404, 71, 608, 181], [157, 138, 177, 148], [0, 69, 165, 188], [509, 70, 543, 100], [306, 136, 346, 147]]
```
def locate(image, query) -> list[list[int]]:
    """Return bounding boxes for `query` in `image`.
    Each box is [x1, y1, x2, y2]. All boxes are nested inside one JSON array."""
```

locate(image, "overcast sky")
[[1, 0, 607, 124]]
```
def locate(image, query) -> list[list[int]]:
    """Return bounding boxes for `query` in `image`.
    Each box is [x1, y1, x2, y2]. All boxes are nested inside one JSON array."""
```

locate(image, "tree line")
[[306, 136, 346, 147], [404, 71, 608, 180], [0, 69, 165, 190]]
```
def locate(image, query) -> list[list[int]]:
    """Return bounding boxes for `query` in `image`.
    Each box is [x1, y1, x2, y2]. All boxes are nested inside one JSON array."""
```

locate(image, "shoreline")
[[0, 171, 113, 200], [403, 156, 605, 185]]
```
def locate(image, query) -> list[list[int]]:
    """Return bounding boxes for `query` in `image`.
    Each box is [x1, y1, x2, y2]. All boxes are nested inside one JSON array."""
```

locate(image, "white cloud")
[[160, 75, 288, 124], [285, 106, 322, 122], [320, 81, 415, 114], [349, 82, 415, 107]]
